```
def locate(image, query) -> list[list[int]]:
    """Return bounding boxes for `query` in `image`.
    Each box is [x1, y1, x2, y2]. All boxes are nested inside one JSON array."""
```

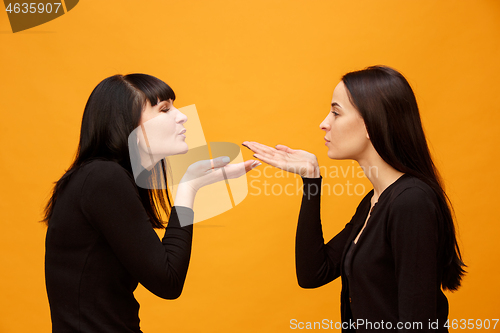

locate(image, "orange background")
[[1, 1, 499, 332]]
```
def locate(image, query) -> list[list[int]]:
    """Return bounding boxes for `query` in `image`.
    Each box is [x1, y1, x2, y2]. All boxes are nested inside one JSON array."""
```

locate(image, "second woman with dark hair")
[[43, 74, 260, 332], [243, 66, 465, 332]]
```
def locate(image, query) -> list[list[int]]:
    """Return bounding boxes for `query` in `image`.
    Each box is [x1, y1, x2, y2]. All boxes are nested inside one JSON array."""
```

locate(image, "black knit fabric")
[[45, 160, 193, 332], [296, 174, 449, 332]]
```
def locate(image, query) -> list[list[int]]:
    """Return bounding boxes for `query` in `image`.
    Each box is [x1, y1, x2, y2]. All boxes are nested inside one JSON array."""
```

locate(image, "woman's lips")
[[324, 137, 330, 145]]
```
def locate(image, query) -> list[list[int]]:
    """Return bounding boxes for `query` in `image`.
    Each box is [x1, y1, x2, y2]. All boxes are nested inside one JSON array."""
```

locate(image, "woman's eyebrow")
[[331, 102, 343, 109]]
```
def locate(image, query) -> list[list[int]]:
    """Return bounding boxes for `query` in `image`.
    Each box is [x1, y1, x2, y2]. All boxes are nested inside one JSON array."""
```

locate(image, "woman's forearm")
[[296, 177, 335, 287], [296, 176, 354, 288]]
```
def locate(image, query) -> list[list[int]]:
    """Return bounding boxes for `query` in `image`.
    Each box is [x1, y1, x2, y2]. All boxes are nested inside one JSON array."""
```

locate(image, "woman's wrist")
[[174, 183, 198, 209], [302, 163, 320, 178]]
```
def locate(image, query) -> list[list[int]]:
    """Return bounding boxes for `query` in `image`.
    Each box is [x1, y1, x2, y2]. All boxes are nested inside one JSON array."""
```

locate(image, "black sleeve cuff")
[[167, 206, 195, 228], [301, 175, 322, 198]]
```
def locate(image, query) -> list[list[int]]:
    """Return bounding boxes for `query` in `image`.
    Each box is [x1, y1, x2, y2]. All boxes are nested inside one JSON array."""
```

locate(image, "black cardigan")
[[295, 174, 449, 332], [45, 160, 193, 332]]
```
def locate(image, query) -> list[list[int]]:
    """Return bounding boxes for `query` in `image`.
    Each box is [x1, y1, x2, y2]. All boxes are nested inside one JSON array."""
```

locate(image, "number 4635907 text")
[[5, 3, 62, 14]]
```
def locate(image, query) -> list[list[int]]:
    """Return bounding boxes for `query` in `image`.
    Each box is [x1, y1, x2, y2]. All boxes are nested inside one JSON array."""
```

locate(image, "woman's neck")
[[356, 151, 404, 204], [138, 147, 157, 172]]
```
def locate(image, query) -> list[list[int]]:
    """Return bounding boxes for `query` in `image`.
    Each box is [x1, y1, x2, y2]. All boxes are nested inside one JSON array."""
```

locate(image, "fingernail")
[[222, 156, 230, 163], [252, 161, 261, 168]]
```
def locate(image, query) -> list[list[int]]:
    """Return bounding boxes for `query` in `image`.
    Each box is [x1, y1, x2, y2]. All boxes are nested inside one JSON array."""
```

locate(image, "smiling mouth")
[[324, 137, 330, 142], [179, 129, 186, 135]]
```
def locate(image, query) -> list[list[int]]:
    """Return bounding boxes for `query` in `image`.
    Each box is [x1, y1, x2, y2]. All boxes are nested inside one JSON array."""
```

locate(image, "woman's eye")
[[161, 108, 171, 113], [331, 110, 339, 116]]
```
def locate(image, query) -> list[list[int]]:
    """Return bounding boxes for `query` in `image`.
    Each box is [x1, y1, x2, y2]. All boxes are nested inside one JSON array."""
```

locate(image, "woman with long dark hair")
[[42, 73, 259, 332], [243, 65, 465, 332]]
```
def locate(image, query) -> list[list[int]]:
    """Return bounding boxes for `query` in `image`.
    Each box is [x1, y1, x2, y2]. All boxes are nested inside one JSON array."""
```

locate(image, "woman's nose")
[[177, 110, 188, 124], [319, 115, 330, 131]]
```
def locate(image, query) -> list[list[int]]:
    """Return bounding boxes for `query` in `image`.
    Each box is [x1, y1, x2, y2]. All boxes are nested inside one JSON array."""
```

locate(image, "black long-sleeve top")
[[296, 174, 449, 332], [45, 160, 193, 333]]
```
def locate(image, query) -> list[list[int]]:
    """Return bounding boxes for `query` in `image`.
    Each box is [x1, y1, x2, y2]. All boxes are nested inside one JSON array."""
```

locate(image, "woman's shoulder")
[[79, 159, 136, 189], [385, 173, 440, 213], [383, 174, 443, 239], [80, 158, 130, 173]]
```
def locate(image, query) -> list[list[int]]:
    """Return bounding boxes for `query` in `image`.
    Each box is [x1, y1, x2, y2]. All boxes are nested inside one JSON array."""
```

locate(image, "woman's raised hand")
[[181, 157, 259, 190], [174, 157, 260, 209], [242, 141, 320, 178]]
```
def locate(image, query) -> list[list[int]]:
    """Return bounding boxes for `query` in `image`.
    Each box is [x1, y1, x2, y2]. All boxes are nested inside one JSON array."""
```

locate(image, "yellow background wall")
[[1, 1, 499, 331]]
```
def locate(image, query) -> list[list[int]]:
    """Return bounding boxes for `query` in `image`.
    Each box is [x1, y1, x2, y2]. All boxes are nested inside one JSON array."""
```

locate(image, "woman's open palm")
[[242, 141, 319, 178], [180, 157, 258, 191]]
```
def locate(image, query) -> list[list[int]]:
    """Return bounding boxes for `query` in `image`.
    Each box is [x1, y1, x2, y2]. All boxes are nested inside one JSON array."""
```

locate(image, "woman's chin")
[[181, 143, 189, 154], [174, 144, 189, 155], [327, 151, 337, 159], [327, 151, 348, 160]]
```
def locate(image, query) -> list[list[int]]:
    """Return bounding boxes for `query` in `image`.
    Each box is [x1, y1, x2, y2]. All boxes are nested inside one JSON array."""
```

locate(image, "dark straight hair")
[[41, 74, 176, 229], [342, 65, 466, 291]]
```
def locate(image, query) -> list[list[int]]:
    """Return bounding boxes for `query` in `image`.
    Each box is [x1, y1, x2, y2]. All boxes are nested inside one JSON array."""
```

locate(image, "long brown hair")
[[41, 74, 175, 229], [342, 65, 466, 291]]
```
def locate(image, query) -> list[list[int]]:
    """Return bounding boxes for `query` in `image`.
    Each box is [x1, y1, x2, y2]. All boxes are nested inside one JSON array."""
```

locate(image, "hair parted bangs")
[[123, 73, 176, 107]]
